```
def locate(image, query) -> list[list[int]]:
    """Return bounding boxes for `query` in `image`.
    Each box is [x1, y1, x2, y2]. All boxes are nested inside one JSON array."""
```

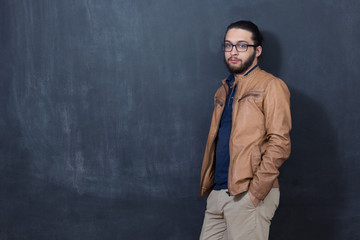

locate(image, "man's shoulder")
[[256, 69, 281, 83], [253, 69, 288, 89]]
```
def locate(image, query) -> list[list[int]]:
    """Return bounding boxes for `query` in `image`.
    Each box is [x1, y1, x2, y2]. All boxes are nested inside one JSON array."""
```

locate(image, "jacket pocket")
[[238, 91, 263, 102], [237, 91, 264, 114], [250, 145, 262, 174]]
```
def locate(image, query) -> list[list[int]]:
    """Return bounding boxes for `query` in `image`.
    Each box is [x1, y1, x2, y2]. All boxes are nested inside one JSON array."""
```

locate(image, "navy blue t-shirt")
[[213, 75, 235, 190], [213, 65, 258, 190]]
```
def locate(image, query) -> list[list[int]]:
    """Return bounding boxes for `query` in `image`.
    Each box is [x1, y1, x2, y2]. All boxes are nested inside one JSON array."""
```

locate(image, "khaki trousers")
[[200, 188, 280, 240]]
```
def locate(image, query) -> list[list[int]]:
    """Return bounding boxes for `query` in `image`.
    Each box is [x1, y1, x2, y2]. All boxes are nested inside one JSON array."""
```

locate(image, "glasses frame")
[[223, 42, 257, 52]]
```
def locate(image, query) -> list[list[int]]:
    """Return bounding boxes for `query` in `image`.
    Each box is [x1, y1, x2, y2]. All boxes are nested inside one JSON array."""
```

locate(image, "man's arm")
[[249, 78, 292, 202]]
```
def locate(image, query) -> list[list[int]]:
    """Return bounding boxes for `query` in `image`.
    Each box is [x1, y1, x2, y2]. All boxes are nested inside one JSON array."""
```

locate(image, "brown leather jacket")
[[199, 67, 291, 200]]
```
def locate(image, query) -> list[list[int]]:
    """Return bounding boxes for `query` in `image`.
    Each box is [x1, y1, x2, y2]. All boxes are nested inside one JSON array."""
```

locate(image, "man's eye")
[[225, 44, 232, 48], [236, 44, 247, 49]]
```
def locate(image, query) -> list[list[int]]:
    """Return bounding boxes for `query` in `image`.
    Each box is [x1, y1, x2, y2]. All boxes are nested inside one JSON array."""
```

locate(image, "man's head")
[[223, 20, 263, 75]]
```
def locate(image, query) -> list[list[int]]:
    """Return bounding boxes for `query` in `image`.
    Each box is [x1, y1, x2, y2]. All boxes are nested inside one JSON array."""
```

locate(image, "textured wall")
[[1, 0, 359, 239]]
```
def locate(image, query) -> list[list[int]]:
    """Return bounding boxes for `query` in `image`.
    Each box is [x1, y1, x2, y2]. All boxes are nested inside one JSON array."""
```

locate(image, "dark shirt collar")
[[244, 64, 259, 76], [226, 74, 235, 87]]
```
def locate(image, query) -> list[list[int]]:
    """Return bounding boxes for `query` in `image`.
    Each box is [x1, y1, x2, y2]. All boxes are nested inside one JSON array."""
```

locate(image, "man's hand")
[[248, 191, 260, 207]]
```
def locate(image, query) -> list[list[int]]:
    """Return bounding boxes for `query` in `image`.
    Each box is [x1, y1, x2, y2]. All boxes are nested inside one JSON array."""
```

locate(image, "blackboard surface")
[[1, 0, 359, 239]]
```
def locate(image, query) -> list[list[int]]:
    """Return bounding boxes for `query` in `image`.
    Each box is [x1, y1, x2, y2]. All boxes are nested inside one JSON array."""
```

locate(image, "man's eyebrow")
[[224, 40, 249, 44]]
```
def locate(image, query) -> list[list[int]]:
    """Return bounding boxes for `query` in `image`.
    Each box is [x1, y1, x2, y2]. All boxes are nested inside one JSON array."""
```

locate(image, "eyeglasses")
[[223, 42, 257, 52]]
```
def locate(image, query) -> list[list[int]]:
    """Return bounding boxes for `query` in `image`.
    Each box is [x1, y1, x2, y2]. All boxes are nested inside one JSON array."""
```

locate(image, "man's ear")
[[255, 45, 262, 58]]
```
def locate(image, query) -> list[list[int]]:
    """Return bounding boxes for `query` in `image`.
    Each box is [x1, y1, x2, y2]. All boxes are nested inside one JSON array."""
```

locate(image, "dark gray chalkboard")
[[1, 0, 359, 239]]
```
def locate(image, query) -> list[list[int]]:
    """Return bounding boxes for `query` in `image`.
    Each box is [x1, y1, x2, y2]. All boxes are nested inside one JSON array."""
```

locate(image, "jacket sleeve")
[[249, 78, 292, 200]]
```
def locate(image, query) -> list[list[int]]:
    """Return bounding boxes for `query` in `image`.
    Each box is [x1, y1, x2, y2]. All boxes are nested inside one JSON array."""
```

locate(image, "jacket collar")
[[222, 65, 261, 86]]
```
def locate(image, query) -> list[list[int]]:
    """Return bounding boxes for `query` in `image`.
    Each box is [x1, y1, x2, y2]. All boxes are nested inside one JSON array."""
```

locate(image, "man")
[[199, 20, 291, 240]]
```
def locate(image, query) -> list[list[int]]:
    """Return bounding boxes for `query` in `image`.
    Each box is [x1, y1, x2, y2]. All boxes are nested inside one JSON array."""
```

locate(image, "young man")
[[199, 21, 291, 240]]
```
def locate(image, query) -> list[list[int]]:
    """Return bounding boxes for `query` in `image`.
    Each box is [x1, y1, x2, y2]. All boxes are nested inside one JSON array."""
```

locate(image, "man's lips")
[[228, 58, 241, 64]]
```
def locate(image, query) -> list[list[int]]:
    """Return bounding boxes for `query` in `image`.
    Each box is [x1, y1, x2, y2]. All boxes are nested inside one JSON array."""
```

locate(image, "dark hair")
[[225, 20, 264, 47]]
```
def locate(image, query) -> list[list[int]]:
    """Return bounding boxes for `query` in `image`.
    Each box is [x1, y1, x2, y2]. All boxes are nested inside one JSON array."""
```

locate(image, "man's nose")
[[230, 46, 238, 55]]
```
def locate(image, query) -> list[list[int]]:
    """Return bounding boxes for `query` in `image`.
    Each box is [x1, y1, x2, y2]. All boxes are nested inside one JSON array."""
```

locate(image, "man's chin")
[[228, 65, 246, 75], [227, 63, 242, 72]]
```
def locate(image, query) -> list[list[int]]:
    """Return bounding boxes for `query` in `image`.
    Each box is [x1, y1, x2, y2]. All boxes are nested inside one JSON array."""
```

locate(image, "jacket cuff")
[[248, 182, 271, 200]]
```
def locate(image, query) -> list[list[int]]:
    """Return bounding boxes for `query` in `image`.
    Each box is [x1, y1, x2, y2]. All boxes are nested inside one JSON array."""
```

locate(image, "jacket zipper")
[[202, 86, 227, 192]]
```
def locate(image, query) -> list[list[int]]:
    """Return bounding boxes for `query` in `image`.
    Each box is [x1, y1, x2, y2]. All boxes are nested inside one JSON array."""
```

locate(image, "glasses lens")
[[235, 44, 247, 52], [224, 43, 232, 52]]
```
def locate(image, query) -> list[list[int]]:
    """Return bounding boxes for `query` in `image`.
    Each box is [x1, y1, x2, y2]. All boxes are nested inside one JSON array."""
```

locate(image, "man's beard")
[[224, 51, 256, 75]]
